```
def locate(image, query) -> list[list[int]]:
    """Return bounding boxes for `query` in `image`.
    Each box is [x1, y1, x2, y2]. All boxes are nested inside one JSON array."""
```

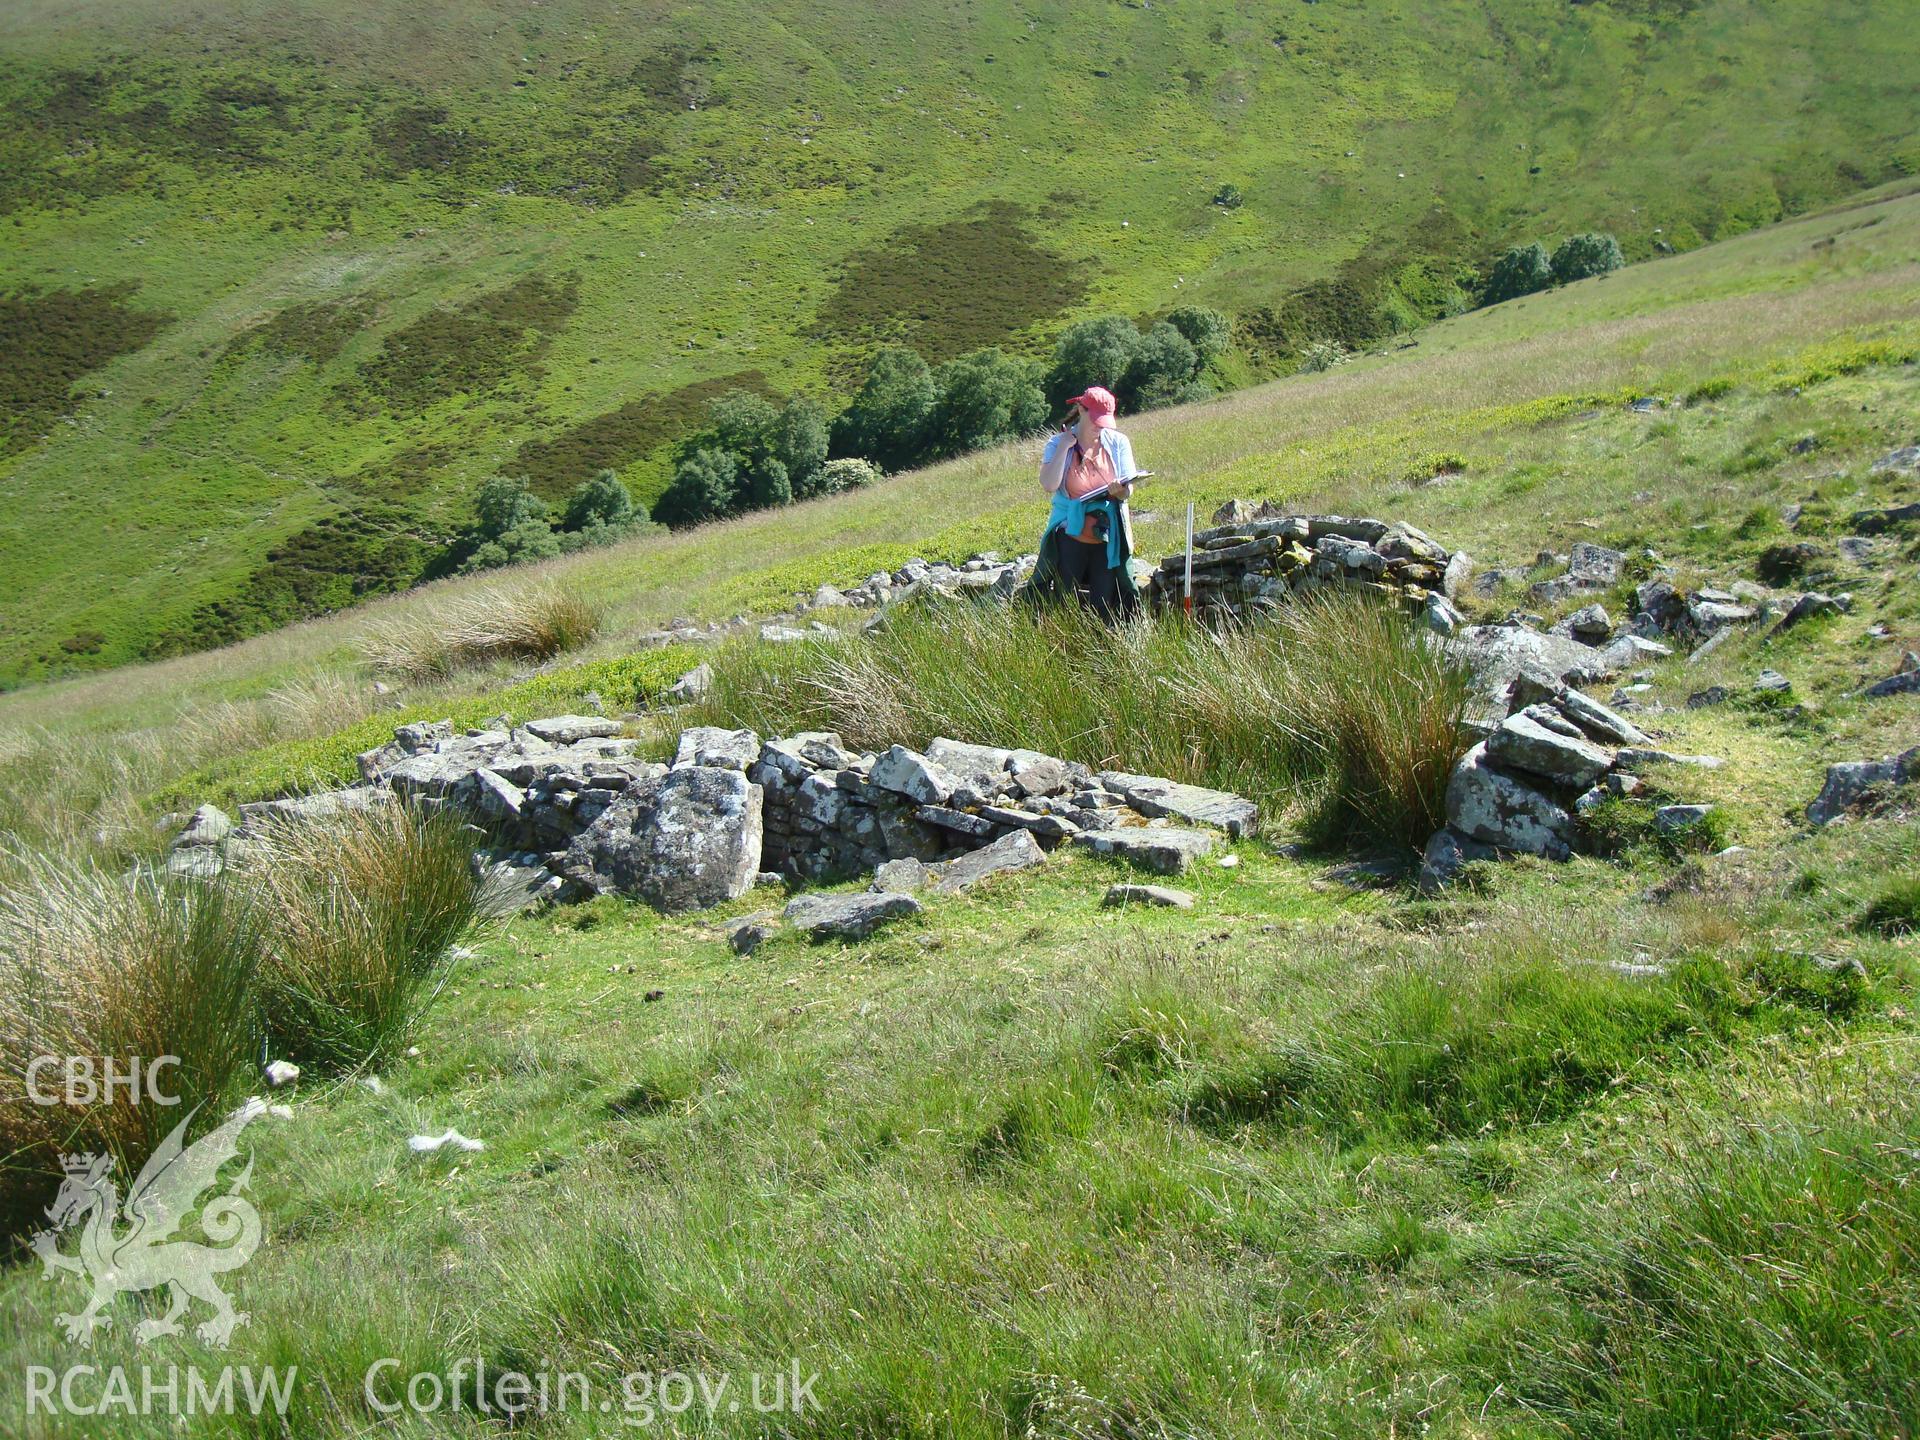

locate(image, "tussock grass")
[[697, 592, 1470, 852], [0, 852, 261, 1239], [0, 803, 482, 1237], [1509, 1098, 1920, 1438], [243, 801, 484, 1074], [362, 582, 601, 682]]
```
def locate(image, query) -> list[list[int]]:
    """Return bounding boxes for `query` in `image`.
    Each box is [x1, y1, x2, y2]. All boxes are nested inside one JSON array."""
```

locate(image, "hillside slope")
[[2, 0, 1917, 682], [2, 187, 1919, 1440]]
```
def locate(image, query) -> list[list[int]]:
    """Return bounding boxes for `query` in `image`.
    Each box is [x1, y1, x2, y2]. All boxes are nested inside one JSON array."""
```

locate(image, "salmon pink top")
[[1061, 441, 1118, 543]]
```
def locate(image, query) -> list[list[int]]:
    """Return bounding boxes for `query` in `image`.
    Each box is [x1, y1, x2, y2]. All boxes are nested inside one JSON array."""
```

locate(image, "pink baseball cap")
[[1065, 385, 1117, 428]]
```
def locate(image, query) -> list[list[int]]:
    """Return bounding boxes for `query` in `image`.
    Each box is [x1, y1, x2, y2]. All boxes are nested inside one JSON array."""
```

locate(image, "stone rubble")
[[1420, 664, 1721, 890], [1143, 506, 1471, 628], [172, 715, 1256, 937]]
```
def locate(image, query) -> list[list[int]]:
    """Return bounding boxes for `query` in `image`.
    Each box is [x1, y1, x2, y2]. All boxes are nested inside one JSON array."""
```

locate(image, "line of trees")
[[1480, 232, 1624, 306], [447, 226, 1620, 564], [654, 305, 1232, 529], [452, 469, 649, 574]]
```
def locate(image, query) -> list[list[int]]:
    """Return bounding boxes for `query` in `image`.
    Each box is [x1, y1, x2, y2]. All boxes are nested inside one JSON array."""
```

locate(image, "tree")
[[461, 518, 561, 573], [927, 348, 1047, 458], [811, 457, 883, 495], [703, 391, 782, 472], [472, 474, 547, 539], [829, 347, 936, 472], [1044, 315, 1141, 410], [747, 457, 792, 509], [1550, 232, 1624, 285], [561, 469, 639, 532], [1120, 321, 1200, 411], [1164, 305, 1231, 367], [655, 447, 740, 528], [1480, 242, 1554, 305], [772, 398, 829, 495]]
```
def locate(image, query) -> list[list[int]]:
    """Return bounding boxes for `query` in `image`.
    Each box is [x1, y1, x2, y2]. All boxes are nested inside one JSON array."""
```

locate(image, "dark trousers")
[[1056, 535, 1121, 618]]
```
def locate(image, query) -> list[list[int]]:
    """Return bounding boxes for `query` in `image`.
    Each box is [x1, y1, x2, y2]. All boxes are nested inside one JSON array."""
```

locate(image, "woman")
[[1029, 385, 1141, 618]]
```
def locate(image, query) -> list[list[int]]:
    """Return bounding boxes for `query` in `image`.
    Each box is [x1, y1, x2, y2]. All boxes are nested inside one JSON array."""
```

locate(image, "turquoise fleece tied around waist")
[[1046, 489, 1128, 570]]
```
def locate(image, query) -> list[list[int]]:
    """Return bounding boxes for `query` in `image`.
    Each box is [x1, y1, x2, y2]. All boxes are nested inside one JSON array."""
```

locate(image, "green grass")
[[3, 0, 1919, 680], [3, 191, 1920, 1436]]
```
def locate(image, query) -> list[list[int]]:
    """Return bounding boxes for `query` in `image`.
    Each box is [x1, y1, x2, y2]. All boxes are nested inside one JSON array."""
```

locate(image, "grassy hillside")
[[2, 181, 1919, 1440], [2, 0, 1917, 682]]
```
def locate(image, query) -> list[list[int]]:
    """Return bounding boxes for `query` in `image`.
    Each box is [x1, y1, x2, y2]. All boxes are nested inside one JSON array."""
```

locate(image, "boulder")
[[1862, 670, 1920, 700], [1806, 747, 1920, 826], [1444, 743, 1572, 859], [165, 846, 224, 882], [664, 663, 714, 704], [1770, 592, 1845, 635], [1485, 708, 1614, 788], [172, 803, 234, 850], [784, 891, 922, 942], [1102, 883, 1194, 909], [1567, 542, 1624, 587], [726, 912, 782, 955], [1009, 754, 1070, 798], [925, 738, 1016, 791], [674, 726, 761, 772], [524, 715, 624, 745], [1556, 689, 1651, 747], [1416, 826, 1499, 892], [1654, 803, 1715, 835], [556, 766, 764, 913], [1072, 826, 1218, 874], [869, 745, 960, 805], [870, 858, 933, 894], [1098, 773, 1258, 838], [1451, 626, 1615, 694], [902, 829, 1046, 894]]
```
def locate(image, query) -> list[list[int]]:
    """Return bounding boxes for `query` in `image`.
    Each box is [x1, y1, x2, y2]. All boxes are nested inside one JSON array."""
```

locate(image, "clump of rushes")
[[695, 591, 1470, 853], [1857, 876, 1920, 937], [362, 581, 600, 682], [0, 850, 262, 1240], [242, 800, 485, 1074]]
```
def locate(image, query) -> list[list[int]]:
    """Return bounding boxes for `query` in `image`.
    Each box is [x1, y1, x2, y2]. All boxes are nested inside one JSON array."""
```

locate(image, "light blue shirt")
[[1040, 429, 1138, 569]]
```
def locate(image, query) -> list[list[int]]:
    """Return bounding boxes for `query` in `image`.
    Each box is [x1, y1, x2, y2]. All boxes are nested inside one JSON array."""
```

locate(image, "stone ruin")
[[168, 715, 1259, 941], [1144, 502, 1474, 633], [1420, 664, 1723, 890]]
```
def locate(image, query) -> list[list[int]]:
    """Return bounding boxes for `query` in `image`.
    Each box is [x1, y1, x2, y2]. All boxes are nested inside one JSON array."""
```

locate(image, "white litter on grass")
[[450, 946, 479, 961], [1218, 854, 1240, 869], [409, 1129, 485, 1155], [269, 1104, 294, 1120], [360, 1076, 385, 1094], [406, 1046, 422, 1058], [264, 1060, 300, 1088]]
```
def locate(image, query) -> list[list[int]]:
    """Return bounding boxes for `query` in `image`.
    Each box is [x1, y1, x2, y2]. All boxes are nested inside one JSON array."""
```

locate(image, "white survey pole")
[[1183, 501, 1195, 617]]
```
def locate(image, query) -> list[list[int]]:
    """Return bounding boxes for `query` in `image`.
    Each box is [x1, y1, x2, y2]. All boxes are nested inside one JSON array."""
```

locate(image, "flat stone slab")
[[1102, 883, 1194, 909], [525, 715, 624, 744], [1071, 826, 1218, 874], [674, 726, 761, 771], [1098, 773, 1258, 838], [928, 829, 1046, 892], [784, 891, 922, 941]]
